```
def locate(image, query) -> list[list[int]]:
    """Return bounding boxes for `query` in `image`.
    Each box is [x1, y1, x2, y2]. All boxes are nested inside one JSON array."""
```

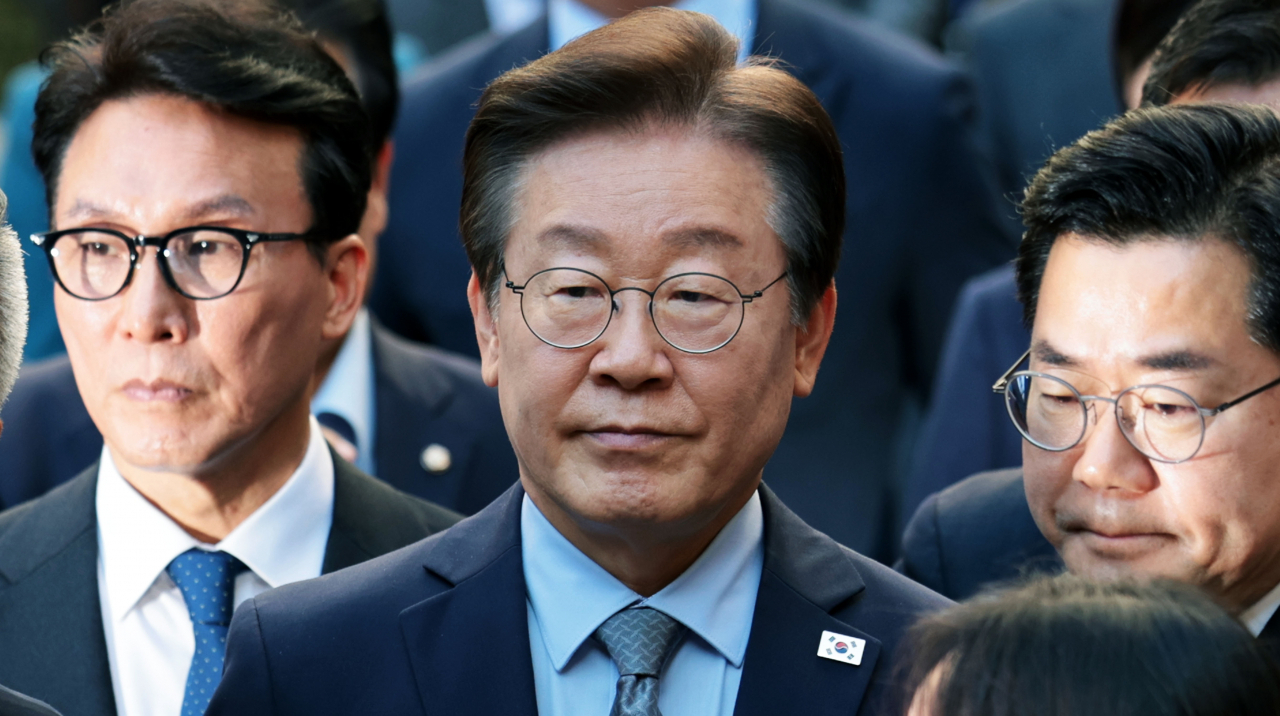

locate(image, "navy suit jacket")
[[901, 264, 1027, 525], [208, 483, 951, 715], [0, 320, 516, 515], [0, 452, 460, 716], [946, 0, 1121, 234], [0, 687, 58, 716], [897, 467, 1064, 601], [372, 0, 1011, 559]]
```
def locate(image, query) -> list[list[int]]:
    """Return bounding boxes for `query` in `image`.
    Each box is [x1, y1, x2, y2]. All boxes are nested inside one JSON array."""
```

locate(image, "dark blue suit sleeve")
[[895, 492, 947, 596], [208, 599, 276, 715]]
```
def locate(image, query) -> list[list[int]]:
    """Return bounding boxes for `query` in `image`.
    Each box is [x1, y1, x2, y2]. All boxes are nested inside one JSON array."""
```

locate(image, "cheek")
[[1023, 446, 1075, 532]]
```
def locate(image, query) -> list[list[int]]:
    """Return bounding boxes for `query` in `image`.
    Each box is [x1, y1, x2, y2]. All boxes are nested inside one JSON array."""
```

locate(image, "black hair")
[[462, 8, 844, 324], [1142, 0, 1280, 106], [901, 575, 1280, 716], [1017, 103, 1280, 352], [33, 0, 373, 257], [282, 0, 398, 146]]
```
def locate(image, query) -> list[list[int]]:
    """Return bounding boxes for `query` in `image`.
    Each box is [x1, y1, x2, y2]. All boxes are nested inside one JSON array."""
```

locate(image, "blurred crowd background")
[[0, 0, 1183, 565]]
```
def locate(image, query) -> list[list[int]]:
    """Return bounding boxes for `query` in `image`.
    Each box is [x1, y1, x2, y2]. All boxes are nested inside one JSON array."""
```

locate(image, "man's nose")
[[587, 292, 674, 391], [118, 248, 190, 344], [1071, 403, 1159, 493]]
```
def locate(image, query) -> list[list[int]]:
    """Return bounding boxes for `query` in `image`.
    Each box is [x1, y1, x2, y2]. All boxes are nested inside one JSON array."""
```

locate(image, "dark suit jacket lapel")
[[398, 485, 537, 716], [1258, 609, 1280, 663], [0, 465, 116, 716], [323, 447, 412, 573], [734, 486, 880, 716]]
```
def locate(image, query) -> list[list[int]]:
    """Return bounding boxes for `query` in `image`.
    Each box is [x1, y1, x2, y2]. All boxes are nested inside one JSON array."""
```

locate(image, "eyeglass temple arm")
[[741, 272, 789, 301], [992, 348, 1032, 394], [1205, 374, 1280, 416]]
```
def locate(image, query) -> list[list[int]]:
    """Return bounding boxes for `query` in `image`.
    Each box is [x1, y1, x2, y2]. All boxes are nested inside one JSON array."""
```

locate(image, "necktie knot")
[[594, 606, 687, 677], [166, 549, 246, 627]]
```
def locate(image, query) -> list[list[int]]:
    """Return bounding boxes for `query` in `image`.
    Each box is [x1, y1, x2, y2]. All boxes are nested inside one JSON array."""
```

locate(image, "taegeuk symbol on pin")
[[817, 630, 865, 666]]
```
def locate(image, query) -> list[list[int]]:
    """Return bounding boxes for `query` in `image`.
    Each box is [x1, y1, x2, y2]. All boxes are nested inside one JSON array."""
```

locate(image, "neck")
[[576, 0, 680, 19], [525, 479, 758, 596], [110, 400, 312, 543]]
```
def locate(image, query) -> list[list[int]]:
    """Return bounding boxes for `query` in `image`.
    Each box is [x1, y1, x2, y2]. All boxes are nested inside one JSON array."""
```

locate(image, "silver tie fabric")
[[594, 606, 688, 716]]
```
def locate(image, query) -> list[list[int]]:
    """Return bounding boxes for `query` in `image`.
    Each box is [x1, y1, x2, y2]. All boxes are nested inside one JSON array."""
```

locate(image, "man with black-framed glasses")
[[899, 101, 1280, 657], [0, 3, 464, 715]]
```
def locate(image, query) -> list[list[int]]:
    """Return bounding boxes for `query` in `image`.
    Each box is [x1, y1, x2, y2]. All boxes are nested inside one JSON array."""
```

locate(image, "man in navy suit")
[[0, 0, 518, 516], [0, 198, 62, 716], [0, 3, 464, 715], [900, 0, 1280, 610], [210, 11, 950, 714], [372, 0, 1010, 560]]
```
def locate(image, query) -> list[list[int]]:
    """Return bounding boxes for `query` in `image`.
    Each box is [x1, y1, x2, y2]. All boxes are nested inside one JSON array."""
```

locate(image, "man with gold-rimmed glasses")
[[899, 102, 1280, 657]]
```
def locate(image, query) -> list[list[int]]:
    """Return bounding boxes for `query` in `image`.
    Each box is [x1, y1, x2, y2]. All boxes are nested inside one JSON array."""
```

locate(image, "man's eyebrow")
[[536, 224, 607, 250], [662, 227, 743, 250], [185, 194, 255, 223], [1032, 340, 1078, 367], [1138, 350, 1215, 372], [63, 199, 115, 222]]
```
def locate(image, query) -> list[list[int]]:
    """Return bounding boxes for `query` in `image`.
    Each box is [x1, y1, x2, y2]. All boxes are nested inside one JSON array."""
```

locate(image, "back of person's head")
[[1112, 0, 1199, 108], [0, 192, 28, 407], [281, 0, 398, 146], [1016, 103, 1280, 349], [461, 6, 844, 325], [1142, 0, 1280, 106], [33, 0, 373, 256], [902, 575, 1280, 716]]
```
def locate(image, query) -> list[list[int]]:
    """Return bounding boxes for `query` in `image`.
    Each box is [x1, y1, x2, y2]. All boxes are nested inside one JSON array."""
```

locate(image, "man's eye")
[[556, 285, 603, 299]]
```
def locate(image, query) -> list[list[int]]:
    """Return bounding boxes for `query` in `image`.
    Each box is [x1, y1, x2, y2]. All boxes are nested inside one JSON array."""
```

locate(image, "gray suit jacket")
[[0, 449, 460, 716]]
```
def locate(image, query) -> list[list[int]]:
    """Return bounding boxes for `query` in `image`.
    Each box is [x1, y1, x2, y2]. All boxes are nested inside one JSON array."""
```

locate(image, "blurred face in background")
[[1022, 235, 1280, 611], [52, 93, 364, 477]]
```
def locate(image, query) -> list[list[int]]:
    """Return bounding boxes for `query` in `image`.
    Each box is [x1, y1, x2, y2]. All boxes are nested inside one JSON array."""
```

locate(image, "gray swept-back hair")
[[0, 191, 28, 406]]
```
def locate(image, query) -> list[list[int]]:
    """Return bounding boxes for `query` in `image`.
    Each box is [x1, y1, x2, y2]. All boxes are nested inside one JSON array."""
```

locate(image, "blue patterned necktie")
[[594, 606, 688, 716], [166, 549, 247, 716]]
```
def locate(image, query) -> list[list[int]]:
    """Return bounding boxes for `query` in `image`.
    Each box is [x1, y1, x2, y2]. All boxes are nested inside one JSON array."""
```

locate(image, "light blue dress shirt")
[[549, 0, 757, 62], [522, 491, 764, 716], [310, 307, 377, 475]]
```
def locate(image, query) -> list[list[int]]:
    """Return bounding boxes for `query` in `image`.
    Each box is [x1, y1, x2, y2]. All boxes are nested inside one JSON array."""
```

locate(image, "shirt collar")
[[549, 0, 757, 63], [96, 417, 336, 624], [522, 490, 764, 671], [311, 307, 376, 473], [1241, 580, 1280, 637]]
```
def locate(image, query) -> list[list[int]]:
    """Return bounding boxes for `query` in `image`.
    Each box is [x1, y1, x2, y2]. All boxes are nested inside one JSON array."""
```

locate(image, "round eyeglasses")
[[505, 267, 788, 354], [31, 226, 312, 301], [993, 349, 1280, 463]]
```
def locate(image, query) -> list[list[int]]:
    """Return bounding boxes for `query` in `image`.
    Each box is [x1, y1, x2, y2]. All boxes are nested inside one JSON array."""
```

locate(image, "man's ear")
[[468, 271, 500, 387], [794, 281, 837, 397], [320, 234, 369, 341]]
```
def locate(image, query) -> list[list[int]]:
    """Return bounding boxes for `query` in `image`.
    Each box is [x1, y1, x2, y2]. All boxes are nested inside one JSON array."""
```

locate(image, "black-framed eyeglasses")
[[31, 226, 312, 301], [992, 348, 1280, 463], [505, 267, 788, 354]]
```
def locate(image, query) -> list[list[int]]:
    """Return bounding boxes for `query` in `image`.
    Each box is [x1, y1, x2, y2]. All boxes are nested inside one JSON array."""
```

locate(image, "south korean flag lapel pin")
[[817, 630, 866, 666]]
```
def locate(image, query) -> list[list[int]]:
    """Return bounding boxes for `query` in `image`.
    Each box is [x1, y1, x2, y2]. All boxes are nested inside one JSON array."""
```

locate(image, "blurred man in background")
[[0, 0, 518, 517], [375, 0, 1011, 561], [0, 3, 461, 714]]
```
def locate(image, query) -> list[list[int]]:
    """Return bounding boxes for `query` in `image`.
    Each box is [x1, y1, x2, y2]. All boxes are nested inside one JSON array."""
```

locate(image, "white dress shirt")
[[549, 0, 756, 62], [523, 492, 764, 716], [311, 307, 377, 475], [96, 418, 335, 716], [1241, 580, 1280, 637]]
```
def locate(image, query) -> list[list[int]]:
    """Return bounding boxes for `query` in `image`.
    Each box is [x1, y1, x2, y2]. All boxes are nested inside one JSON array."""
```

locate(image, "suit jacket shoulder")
[[323, 450, 463, 573], [0, 356, 101, 510], [370, 322, 517, 514], [210, 484, 949, 715], [0, 468, 115, 716], [0, 686, 61, 716], [897, 468, 1062, 600]]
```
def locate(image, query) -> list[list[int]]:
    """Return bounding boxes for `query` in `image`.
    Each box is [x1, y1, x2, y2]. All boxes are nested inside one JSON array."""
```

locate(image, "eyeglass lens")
[[1005, 373, 1207, 463], [49, 229, 246, 299], [518, 268, 745, 353]]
